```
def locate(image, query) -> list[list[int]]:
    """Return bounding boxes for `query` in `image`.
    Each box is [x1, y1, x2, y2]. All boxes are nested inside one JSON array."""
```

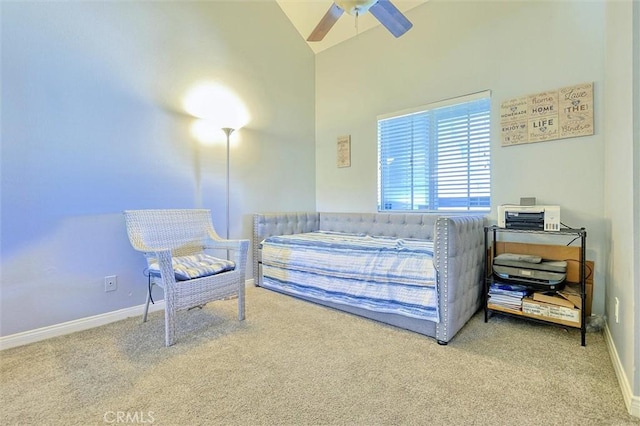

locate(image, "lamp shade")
[[183, 82, 249, 130]]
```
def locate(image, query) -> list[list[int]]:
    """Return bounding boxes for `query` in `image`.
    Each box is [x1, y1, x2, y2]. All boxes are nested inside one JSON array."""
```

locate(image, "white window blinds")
[[378, 91, 491, 212]]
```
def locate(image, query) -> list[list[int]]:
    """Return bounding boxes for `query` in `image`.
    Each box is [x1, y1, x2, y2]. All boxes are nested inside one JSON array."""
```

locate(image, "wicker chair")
[[123, 209, 249, 346]]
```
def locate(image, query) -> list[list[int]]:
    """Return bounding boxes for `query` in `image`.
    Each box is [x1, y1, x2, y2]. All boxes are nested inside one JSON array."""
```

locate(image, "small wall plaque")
[[337, 135, 351, 168]]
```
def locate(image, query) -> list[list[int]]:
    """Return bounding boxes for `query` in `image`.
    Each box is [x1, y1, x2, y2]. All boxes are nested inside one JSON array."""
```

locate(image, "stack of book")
[[488, 282, 530, 311]]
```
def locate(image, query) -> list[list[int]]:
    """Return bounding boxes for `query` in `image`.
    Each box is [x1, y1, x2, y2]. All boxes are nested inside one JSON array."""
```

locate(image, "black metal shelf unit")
[[483, 225, 588, 346]]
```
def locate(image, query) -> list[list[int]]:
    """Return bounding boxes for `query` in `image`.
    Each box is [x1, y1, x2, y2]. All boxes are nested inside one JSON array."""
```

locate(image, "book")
[[488, 281, 531, 310]]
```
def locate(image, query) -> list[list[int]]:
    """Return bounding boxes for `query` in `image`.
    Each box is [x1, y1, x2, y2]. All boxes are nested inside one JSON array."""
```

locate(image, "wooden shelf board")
[[487, 304, 581, 328]]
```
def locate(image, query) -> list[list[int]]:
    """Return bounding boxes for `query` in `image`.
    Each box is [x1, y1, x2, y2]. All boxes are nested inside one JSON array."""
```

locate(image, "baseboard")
[[604, 323, 640, 418], [0, 279, 255, 351], [0, 301, 165, 351]]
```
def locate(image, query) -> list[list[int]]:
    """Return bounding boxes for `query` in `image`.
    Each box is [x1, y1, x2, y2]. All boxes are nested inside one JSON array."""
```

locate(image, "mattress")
[[260, 231, 439, 322]]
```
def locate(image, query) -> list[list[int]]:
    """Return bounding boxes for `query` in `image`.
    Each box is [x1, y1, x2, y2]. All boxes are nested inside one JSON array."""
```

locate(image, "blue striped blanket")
[[261, 231, 439, 322]]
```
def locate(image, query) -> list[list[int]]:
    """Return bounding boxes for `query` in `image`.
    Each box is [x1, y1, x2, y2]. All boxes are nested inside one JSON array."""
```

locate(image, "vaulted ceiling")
[[276, 1, 428, 54]]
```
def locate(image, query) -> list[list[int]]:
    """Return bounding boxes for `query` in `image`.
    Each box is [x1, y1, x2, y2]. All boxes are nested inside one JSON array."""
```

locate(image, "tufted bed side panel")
[[434, 215, 487, 342], [252, 212, 320, 285]]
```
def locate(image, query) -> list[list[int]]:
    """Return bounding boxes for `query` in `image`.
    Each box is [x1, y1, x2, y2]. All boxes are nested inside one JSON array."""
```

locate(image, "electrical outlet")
[[104, 275, 117, 292], [614, 297, 619, 323]]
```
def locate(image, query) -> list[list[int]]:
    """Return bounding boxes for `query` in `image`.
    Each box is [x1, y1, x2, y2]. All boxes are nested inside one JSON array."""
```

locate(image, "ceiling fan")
[[307, 0, 413, 42]]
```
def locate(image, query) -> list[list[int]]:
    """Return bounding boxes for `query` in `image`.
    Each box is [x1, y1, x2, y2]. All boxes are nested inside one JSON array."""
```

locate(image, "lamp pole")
[[221, 127, 234, 240]]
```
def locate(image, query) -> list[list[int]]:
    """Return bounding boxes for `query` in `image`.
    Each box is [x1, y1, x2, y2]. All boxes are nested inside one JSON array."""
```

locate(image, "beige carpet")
[[0, 286, 637, 426]]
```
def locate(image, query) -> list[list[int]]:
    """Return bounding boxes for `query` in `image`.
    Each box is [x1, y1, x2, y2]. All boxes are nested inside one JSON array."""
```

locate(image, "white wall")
[[635, 0, 640, 399], [0, 1, 316, 336], [604, 0, 638, 406], [315, 0, 607, 314]]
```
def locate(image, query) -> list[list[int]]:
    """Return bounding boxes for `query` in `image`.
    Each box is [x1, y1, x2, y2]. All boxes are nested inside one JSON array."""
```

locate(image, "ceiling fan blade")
[[307, 3, 345, 42], [369, 0, 413, 38]]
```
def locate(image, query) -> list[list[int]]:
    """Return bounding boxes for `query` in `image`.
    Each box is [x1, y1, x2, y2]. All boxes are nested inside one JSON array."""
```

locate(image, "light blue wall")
[[0, 1, 316, 336]]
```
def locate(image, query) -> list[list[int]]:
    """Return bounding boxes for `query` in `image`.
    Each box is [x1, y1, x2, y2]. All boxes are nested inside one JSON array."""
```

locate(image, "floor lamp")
[[221, 127, 234, 241]]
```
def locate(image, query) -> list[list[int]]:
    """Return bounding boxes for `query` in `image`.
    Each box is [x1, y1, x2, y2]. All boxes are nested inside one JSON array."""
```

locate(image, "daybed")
[[253, 212, 486, 344]]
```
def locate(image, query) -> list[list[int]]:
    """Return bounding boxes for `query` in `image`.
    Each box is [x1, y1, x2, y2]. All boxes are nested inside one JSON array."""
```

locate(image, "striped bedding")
[[260, 231, 439, 322]]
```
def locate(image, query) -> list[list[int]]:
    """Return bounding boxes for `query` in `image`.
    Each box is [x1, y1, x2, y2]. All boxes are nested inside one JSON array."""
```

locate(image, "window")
[[378, 91, 491, 212]]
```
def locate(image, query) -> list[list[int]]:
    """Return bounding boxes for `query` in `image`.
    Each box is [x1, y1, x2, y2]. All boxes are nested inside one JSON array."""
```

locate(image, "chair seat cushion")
[[149, 254, 236, 281]]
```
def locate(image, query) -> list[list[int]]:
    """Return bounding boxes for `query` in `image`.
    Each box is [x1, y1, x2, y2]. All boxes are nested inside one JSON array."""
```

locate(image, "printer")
[[493, 253, 567, 290], [497, 205, 561, 231]]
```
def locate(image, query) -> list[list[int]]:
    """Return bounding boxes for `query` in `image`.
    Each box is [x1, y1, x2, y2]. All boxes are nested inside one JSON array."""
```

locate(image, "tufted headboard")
[[318, 212, 437, 239]]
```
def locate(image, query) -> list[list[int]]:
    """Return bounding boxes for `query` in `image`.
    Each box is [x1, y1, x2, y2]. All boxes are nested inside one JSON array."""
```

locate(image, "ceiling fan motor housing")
[[335, 0, 378, 15], [307, 0, 411, 42]]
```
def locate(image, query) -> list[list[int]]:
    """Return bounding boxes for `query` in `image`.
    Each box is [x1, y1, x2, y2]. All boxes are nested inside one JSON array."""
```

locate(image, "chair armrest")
[[204, 239, 249, 252]]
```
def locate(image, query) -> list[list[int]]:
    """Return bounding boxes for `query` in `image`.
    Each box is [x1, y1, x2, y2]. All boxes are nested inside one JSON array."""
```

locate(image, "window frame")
[[377, 90, 492, 213]]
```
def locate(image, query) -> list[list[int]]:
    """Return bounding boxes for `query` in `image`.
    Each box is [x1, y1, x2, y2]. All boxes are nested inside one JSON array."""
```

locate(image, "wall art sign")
[[500, 82, 593, 146], [337, 135, 351, 168]]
